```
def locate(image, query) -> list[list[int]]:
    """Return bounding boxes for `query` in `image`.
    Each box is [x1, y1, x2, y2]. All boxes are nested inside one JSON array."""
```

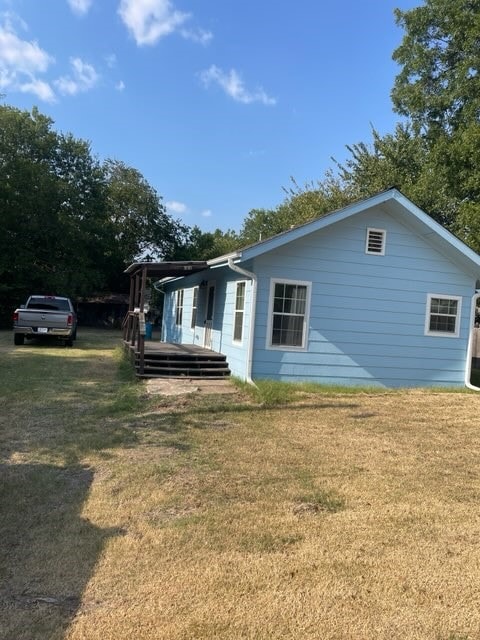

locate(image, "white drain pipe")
[[465, 292, 480, 391]]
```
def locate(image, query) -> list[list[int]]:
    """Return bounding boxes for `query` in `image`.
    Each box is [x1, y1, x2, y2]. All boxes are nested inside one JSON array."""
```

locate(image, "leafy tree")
[[336, 126, 422, 196], [239, 174, 355, 245], [389, 0, 480, 250], [53, 134, 108, 293], [0, 103, 185, 326], [0, 106, 76, 320], [392, 0, 480, 138], [102, 159, 182, 266], [239, 208, 282, 246], [278, 174, 356, 223], [172, 226, 241, 261]]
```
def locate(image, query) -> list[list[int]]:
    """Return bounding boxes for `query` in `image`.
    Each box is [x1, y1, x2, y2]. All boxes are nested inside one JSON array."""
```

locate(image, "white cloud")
[[180, 27, 212, 46], [246, 149, 266, 157], [201, 209, 212, 218], [199, 65, 276, 106], [105, 53, 117, 68], [1, 12, 28, 34], [0, 17, 53, 74], [67, 0, 93, 17], [19, 78, 56, 102], [55, 57, 99, 96], [166, 200, 188, 214], [118, 0, 190, 46], [115, 79, 125, 91], [0, 13, 56, 101], [118, 0, 211, 47]]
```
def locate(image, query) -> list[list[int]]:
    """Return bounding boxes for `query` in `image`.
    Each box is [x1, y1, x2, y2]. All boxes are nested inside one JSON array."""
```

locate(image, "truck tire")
[[14, 333, 24, 345]]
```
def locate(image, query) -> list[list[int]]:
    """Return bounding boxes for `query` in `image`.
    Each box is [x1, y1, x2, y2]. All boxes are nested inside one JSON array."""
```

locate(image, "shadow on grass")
[[129, 398, 363, 443], [0, 463, 119, 640]]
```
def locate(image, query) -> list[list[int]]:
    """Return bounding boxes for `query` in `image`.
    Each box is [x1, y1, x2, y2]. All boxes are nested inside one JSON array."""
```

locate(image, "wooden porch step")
[[137, 369, 231, 379], [139, 358, 228, 368], [125, 340, 231, 379], [137, 364, 230, 376], [135, 352, 227, 361], [139, 358, 228, 367]]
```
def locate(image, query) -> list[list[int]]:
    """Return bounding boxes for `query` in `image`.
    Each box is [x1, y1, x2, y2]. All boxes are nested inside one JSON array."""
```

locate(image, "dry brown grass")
[[1, 329, 480, 639]]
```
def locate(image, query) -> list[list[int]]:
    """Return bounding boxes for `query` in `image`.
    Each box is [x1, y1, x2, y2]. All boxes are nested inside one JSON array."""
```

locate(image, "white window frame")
[[233, 281, 246, 344], [365, 227, 386, 255], [424, 294, 462, 338], [191, 287, 199, 329], [266, 278, 311, 351], [175, 289, 184, 326]]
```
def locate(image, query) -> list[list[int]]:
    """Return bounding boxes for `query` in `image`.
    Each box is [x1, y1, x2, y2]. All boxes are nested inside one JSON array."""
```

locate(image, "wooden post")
[[138, 266, 147, 376], [126, 274, 135, 342]]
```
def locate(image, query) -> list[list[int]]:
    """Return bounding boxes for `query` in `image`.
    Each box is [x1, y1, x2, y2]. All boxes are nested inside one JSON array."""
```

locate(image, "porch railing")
[[122, 310, 146, 375]]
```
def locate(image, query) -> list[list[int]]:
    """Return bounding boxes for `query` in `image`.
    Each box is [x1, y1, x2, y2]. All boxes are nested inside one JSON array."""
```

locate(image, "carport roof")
[[124, 261, 209, 278]]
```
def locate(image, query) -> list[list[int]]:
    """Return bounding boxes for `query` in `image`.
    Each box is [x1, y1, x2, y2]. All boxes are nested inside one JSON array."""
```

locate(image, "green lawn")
[[1, 328, 480, 640]]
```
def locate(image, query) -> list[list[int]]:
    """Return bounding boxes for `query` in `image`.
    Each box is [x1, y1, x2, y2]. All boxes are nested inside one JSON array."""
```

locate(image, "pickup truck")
[[13, 295, 77, 346]]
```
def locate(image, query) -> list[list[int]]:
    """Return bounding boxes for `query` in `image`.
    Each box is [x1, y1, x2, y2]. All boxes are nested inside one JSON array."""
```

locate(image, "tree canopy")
[[389, 0, 480, 249], [0, 103, 185, 325], [392, 0, 480, 138]]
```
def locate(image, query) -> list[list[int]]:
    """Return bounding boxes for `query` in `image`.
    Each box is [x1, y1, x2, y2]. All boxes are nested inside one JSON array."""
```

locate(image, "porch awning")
[[124, 261, 209, 279]]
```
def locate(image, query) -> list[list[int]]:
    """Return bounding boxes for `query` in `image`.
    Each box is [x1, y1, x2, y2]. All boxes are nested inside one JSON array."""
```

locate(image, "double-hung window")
[[175, 289, 184, 326], [268, 279, 311, 349], [233, 282, 246, 343], [425, 294, 462, 337]]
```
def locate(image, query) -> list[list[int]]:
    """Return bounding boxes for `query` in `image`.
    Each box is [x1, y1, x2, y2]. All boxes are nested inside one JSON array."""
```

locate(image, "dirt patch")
[[143, 378, 238, 396]]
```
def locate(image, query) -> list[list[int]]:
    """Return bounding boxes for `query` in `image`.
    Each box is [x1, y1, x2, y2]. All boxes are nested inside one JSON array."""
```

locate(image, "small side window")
[[425, 294, 462, 338], [366, 228, 386, 255]]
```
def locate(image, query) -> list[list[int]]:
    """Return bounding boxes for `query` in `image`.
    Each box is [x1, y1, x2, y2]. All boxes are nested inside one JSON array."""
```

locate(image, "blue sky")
[[0, 0, 419, 233]]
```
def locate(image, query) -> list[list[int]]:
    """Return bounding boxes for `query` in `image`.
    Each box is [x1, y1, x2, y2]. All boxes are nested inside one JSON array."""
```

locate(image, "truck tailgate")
[[18, 310, 71, 328]]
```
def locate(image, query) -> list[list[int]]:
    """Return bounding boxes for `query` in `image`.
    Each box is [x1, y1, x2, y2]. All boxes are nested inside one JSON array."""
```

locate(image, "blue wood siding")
[[250, 208, 476, 387], [161, 269, 252, 380], [162, 275, 205, 345]]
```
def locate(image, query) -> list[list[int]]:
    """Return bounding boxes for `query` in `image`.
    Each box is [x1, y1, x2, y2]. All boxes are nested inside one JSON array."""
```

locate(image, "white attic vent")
[[366, 228, 386, 255]]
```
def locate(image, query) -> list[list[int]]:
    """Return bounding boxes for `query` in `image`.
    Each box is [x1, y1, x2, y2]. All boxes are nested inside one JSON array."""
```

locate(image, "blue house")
[[160, 189, 480, 389]]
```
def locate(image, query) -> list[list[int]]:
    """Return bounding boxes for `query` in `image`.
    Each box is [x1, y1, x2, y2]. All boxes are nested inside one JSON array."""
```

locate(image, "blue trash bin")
[[145, 321, 153, 340]]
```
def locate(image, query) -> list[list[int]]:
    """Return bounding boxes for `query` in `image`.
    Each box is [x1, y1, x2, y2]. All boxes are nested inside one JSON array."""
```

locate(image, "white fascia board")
[[155, 276, 183, 286], [207, 251, 241, 267]]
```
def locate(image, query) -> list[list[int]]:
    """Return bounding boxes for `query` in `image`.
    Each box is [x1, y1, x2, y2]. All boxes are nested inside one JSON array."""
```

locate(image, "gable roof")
[[208, 188, 480, 277]]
